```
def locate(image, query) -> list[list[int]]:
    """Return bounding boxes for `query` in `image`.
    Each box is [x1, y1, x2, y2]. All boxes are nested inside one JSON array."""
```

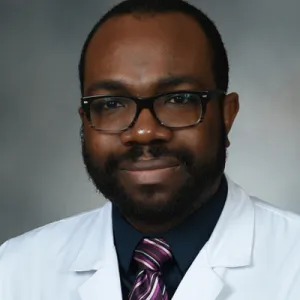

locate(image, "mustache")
[[104, 144, 195, 173]]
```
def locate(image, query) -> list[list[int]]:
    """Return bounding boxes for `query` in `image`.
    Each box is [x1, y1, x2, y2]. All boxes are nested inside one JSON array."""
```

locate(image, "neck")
[[125, 177, 223, 234]]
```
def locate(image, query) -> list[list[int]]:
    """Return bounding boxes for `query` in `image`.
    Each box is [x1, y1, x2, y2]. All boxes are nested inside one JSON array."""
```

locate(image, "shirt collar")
[[113, 176, 228, 274]]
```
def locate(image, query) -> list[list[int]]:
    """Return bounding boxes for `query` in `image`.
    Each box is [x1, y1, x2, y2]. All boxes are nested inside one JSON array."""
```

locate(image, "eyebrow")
[[156, 75, 204, 90], [85, 80, 130, 95], [85, 75, 206, 96]]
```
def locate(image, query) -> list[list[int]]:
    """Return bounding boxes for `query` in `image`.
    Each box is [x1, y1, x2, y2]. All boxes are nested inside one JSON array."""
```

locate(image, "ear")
[[78, 107, 85, 122], [222, 92, 239, 147]]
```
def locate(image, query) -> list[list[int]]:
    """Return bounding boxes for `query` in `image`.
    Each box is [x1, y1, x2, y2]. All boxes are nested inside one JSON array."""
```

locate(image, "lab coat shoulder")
[[0, 205, 106, 297], [252, 196, 300, 249], [1, 206, 102, 258], [243, 196, 300, 298]]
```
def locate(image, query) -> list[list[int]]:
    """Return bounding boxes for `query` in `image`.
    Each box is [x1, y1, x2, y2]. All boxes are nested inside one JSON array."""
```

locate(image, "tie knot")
[[133, 238, 173, 272]]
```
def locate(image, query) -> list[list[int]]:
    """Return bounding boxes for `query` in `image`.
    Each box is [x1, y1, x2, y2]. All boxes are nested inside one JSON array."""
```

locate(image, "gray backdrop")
[[0, 0, 299, 244]]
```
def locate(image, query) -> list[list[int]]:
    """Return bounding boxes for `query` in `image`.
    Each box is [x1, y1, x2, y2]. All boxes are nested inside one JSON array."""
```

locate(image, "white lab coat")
[[1, 178, 300, 300]]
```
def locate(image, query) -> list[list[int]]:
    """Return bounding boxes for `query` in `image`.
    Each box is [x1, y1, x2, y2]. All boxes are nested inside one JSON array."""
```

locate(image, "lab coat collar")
[[68, 203, 115, 272], [65, 176, 254, 300], [206, 176, 254, 268]]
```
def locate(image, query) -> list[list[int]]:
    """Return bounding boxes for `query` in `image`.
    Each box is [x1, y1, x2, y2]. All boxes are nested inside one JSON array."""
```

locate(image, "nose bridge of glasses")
[[132, 96, 162, 126]]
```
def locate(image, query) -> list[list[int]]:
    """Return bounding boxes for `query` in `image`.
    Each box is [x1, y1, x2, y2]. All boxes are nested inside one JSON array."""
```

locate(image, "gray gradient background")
[[0, 0, 299, 244]]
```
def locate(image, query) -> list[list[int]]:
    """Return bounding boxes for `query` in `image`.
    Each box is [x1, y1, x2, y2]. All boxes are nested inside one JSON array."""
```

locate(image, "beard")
[[81, 124, 227, 226]]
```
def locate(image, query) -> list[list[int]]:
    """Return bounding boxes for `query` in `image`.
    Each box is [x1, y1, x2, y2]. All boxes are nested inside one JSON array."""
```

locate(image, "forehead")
[[84, 12, 215, 95]]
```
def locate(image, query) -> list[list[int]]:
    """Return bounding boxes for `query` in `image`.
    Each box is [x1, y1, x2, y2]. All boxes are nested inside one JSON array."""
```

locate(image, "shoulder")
[[251, 197, 300, 289], [228, 177, 300, 231], [251, 196, 300, 230], [0, 203, 110, 267], [0, 203, 113, 298], [227, 177, 300, 253], [249, 195, 300, 266]]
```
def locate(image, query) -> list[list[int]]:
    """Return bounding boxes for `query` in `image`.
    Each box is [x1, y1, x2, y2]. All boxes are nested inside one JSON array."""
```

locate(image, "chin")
[[130, 186, 174, 207]]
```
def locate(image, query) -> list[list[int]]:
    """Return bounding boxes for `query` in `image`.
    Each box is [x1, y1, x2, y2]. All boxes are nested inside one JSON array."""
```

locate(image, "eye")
[[91, 97, 127, 114], [103, 99, 125, 110], [166, 94, 197, 105]]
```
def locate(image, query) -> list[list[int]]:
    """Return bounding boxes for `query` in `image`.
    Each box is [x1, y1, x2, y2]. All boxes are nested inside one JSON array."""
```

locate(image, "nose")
[[120, 108, 173, 146]]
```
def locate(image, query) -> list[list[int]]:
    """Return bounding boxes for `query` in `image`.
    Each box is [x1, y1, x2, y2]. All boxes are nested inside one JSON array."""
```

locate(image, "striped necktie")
[[129, 238, 173, 300]]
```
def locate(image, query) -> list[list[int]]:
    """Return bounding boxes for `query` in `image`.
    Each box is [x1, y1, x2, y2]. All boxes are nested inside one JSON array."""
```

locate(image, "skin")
[[79, 12, 239, 233]]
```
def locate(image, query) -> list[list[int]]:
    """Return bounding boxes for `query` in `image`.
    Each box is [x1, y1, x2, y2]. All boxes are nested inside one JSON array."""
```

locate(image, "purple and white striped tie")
[[129, 238, 173, 300]]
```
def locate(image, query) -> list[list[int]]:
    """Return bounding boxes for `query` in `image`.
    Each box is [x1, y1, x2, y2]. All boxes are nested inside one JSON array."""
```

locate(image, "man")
[[1, 0, 300, 299]]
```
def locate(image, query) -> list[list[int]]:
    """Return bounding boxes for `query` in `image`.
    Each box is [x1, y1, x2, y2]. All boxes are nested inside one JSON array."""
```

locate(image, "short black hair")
[[78, 0, 229, 96]]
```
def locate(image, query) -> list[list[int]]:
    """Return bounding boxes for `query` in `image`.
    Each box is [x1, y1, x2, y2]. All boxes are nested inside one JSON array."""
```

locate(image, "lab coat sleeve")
[[0, 240, 8, 257], [0, 240, 14, 300], [0, 238, 26, 300], [286, 269, 300, 299]]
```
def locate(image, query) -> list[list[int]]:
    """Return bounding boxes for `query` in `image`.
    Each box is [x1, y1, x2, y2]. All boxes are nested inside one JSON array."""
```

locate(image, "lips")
[[119, 157, 180, 171]]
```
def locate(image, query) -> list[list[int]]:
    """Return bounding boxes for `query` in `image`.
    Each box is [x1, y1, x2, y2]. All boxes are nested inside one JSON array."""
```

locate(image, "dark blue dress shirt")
[[112, 176, 228, 299]]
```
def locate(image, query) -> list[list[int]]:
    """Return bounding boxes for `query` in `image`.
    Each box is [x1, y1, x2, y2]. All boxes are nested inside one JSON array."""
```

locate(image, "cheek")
[[176, 109, 223, 155], [83, 122, 121, 165]]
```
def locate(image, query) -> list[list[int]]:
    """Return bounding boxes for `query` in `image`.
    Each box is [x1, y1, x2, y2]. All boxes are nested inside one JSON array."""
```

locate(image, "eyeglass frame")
[[81, 90, 226, 133]]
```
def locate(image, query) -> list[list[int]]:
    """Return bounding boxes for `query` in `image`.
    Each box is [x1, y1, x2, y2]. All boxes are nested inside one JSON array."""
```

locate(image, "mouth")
[[119, 157, 180, 172], [118, 157, 182, 185]]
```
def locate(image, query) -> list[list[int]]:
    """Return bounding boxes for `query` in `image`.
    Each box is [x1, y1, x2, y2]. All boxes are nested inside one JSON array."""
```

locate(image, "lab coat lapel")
[[172, 248, 225, 300], [67, 202, 123, 300], [173, 177, 255, 300], [78, 253, 122, 300]]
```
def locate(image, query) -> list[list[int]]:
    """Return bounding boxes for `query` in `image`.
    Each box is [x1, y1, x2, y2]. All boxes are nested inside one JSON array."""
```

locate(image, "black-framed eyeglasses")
[[81, 90, 225, 133]]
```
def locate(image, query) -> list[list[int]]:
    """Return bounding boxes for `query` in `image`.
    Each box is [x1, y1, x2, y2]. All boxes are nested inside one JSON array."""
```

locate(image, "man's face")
[[80, 13, 238, 225]]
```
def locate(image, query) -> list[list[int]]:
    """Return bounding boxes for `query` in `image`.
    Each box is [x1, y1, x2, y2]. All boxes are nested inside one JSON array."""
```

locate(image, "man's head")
[[78, 0, 239, 230]]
